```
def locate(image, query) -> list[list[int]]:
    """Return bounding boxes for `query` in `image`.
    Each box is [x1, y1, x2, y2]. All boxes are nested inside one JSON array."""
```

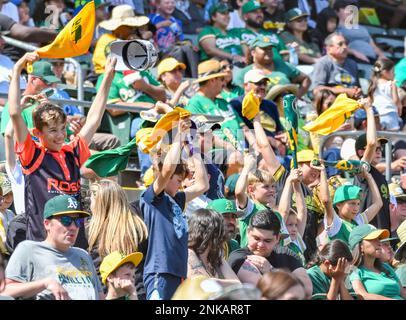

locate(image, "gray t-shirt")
[[6, 240, 102, 300], [311, 55, 359, 89], [337, 25, 375, 59]]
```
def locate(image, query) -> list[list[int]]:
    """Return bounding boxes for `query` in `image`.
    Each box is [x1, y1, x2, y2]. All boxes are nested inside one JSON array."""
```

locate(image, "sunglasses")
[[54, 216, 84, 228], [221, 64, 233, 71]]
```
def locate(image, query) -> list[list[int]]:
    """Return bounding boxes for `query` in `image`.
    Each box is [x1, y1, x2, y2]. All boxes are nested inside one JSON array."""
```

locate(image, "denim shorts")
[[380, 112, 402, 131]]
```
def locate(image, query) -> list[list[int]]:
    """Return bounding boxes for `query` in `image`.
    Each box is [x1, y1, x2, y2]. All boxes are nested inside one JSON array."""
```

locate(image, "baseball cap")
[[100, 251, 143, 285], [244, 69, 269, 84], [348, 224, 389, 250], [333, 185, 362, 205], [207, 199, 244, 217], [0, 173, 12, 195], [43, 195, 90, 219], [353, 106, 379, 128], [389, 182, 406, 201], [225, 173, 239, 195], [297, 149, 315, 163], [354, 133, 388, 152], [209, 2, 231, 18], [248, 35, 278, 49], [157, 57, 186, 78], [242, 1, 264, 14], [30, 61, 60, 84], [285, 8, 309, 23]]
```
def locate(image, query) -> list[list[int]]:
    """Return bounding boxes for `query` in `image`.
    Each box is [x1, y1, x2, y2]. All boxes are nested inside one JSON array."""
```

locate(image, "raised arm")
[[253, 113, 281, 175], [235, 153, 257, 209], [360, 170, 383, 222], [9, 52, 39, 144], [317, 162, 335, 227], [79, 57, 117, 144], [4, 121, 16, 171], [360, 98, 377, 164], [183, 147, 209, 203], [278, 170, 295, 220], [293, 175, 307, 238]]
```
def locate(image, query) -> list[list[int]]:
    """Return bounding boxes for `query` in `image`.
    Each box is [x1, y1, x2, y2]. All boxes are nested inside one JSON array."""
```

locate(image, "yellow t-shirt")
[[92, 33, 117, 74]]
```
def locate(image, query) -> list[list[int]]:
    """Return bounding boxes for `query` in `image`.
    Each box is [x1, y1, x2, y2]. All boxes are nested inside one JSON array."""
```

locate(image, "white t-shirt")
[[5, 162, 25, 215], [184, 194, 209, 217], [1, 2, 19, 23], [227, 10, 245, 30], [373, 80, 398, 116]]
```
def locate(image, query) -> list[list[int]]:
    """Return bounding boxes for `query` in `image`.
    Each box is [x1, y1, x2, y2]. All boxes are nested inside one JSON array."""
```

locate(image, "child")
[[319, 161, 383, 245], [306, 239, 354, 300], [8, 52, 116, 244], [100, 251, 143, 300], [0, 174, 15, 255], [140, 116, 209, 300], [368, 58, 403, 131], [278, 168, 307, 265]]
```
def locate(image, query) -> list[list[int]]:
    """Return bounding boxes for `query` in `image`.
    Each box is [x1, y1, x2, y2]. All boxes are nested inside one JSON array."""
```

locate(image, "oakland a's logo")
[[67, 197, 78, 209]]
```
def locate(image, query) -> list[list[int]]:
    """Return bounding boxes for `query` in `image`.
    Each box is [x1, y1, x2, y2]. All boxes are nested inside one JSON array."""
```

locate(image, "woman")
[[311, 7, 338, 53], [87, 180, 149, 299], [187, 209, 241, 286], [280, 8, 321, 65], [348, 224, 406, 300], [217, 58, 244, 103], [257, 270, 306, 300], [306, 239, 354, 300]]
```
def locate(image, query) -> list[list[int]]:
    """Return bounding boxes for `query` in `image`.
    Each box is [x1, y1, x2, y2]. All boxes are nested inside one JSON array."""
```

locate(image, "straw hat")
[[99, 5, 149, 31], [395, 220, 406, 260], [266, 83, 298, 101], [194, 60, 227, 84]]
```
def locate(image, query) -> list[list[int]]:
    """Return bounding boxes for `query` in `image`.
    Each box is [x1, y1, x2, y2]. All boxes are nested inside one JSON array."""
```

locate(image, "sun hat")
[[348, 224, 389, 250], [241, 1, 264, 15], [98, 5, 149, 31], [43, 195, 90, 219], [395, 220, 406, 260], [207, 199, 244, 217], [100, 251, 143, 284], [157, 57, 186, 78], [194, 60, 227, 84], [333, 185, 362, 205], [285, 8, 309, 23], [265, 83, 298, 101]]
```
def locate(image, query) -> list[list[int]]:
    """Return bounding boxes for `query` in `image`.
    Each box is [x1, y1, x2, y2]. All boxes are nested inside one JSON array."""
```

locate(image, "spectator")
[[2, 195, 103, 300], [15, 0, 34, 27], [262, 0, 286, 32], [306, 239, 354, 300], [349, 224, 406, 300], [32, 0, 70, 30], [234, 35, 311, 98], [257, 270, 306, 300], [280, 8, 321, 65], [367, 58, 403, 131], [149, 0, 199, 78], [217, 58, 244, 103], [227, 0, 248, 29], [87, 179, 148, 300], [389, 183, 406, 238], [310, 7, 338, 53], [0, 173, 15, 254], [206, 198, 242, 258], [334, 0, 386, 64], [172, 0, 206, 35], [100, 251, 143, 300], [311, 32, 361, 99], [395, 220, 406, 287], [187, 208, 241, 284], [140, 116, 209, 300], [198, 2, 246, 64], [8, 53, 116, 247], [227, 209, 312, 297]]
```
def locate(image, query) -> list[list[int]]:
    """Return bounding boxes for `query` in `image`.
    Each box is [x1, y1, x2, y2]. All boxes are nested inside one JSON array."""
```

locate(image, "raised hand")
[[329, 258, 348, 282], [105, 56, 117, 76]]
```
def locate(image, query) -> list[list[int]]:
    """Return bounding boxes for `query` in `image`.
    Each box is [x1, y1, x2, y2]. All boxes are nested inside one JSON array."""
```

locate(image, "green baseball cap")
[[248, 35, 278, 49], [31, 61, 61, 84], [285, 8, 309, 23], [333, 185, 362, 206], [207, 199, 243, 217], [348, 224, 389, 250], [209, 2, 231, 18], [43, 195, 90, 219], [242, 1, 264, 14]]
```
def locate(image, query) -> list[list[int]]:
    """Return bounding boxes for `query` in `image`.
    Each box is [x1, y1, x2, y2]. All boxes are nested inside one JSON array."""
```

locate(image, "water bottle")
[[288, 44, 299, 66]]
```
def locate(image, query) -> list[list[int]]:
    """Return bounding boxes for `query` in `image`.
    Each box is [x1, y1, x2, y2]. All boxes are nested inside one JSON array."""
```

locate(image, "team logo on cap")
[[67, 197, 79, 209], [225, 201, 234, 210]]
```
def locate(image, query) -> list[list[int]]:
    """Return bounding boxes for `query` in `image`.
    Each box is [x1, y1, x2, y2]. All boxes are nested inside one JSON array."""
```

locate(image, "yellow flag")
[[36, 1, 95, 58], [242, 90, 260, 120], [303, 94, 360, 136]]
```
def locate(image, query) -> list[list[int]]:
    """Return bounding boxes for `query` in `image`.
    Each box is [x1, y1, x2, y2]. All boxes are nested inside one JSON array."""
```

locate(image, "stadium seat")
[[359, 78, 371, 96], [357, 63, 373, 79], [388, 28, 406, 37], [361, 24, 388, 36], [374, 36, 405, 50]]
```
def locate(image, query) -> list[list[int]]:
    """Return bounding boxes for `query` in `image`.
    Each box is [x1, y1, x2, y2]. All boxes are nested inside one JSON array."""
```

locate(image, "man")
[[311, 32, 362, 98], [207, 198, 241, 257], [234, 35, 311, 98], [389, 182, 406, 239], [228, 209, 312, 297], [3, 195, 103, 300]]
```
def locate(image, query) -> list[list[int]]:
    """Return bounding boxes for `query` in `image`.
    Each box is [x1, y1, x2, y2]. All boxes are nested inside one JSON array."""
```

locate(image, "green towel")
[[84, 138, 137, 177]]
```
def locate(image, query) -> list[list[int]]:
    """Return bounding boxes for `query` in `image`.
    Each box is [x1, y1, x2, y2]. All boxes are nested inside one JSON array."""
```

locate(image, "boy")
[[140, 116, 209, 300], [100, 251, 143, 300], [8, 52, 116, 245]]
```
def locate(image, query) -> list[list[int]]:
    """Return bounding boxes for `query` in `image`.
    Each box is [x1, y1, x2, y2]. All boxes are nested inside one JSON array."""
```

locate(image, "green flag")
[[283, 94, 299, 168]]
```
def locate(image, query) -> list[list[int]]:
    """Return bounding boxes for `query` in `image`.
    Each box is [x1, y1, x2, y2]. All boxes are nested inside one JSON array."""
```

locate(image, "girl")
[[306, 239, 354, 300], [87, 179, 149, 299], [368, 58, 403, 131]]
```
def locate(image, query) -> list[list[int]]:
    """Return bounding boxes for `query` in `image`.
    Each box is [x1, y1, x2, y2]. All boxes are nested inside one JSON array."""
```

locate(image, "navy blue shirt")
[[140, 185, 188, 278], [231, 96, 284, 137], [204, 153, 225, 200]]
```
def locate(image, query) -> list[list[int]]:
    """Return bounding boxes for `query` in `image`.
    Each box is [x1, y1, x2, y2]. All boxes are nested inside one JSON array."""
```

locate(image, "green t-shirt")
[[185, 94, 245, 150], [1, 102, 36, 135], [349, 263, 404, 300], [279, 31, 321, 59], [307, 265, 331, 299], [198, 26, 243, 61], [234, 62, 300, 88], [96, 71, 160, 105], [220, 86, 244, 104], [325, 212, 367, 245], [288, 235, 306, 266], [232, 27, 286, 61], [238, 199, 267, 248], [395, 264, 406, 287]]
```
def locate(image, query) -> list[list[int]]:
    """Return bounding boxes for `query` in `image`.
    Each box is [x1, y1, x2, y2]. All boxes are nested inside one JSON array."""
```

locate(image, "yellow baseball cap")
[[297, 149, 315, 163], [157, 57, 186, 78], [100, 251, 143, 285]]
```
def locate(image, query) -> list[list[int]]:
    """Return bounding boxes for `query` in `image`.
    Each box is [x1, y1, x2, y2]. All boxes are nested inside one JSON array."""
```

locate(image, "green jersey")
[[325, 211, 368, 245], [280, 31, 321, 59], [198, 26, 243, 61]]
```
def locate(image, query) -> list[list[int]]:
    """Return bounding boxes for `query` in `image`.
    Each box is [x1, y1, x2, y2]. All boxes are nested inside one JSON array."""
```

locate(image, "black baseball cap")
[[354, 133, 388, 152]]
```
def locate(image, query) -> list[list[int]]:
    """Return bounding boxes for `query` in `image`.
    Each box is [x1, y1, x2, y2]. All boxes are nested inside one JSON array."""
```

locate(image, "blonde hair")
[[87, 180, 148, 257], [247, 169, 274, 187]]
